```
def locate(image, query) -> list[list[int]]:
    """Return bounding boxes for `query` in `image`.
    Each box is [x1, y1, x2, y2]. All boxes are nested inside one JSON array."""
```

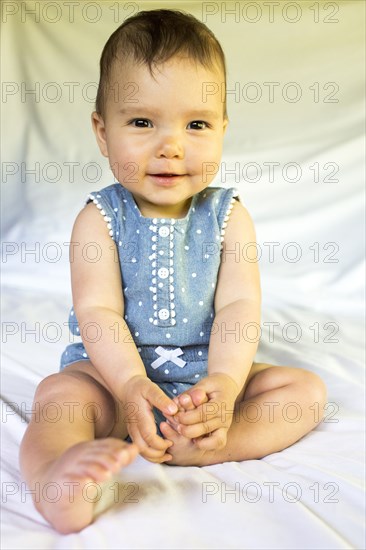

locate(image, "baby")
[[19, 9, 327, 534]]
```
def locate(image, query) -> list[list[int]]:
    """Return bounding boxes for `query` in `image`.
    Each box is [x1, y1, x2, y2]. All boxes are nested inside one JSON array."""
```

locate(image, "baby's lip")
[[149, 173, 186, 176]]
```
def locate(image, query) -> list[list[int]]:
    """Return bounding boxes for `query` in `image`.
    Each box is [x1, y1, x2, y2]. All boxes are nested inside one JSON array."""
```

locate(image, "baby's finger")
[[177, 393, 195, 411], [141, 429, 172, 451], [172, 396, 185, 413], [164, 414, 180, 432], [194, 428, 228, 451], [132, 434, 172, 460], [175, 388, 209, 413], [187, 388, 209, 407], [175, 407, 202, 425], [140, 448, 173, 463], [129, 422, 172, 455], [132, 406, 173, 451], [145, 384, 178, 417], [178, 417, 222, 439], [176, 401, 220, 426]]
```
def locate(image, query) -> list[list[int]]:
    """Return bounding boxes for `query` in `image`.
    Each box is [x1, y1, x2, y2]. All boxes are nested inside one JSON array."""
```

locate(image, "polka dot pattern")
[[63, 186, 240, 380]]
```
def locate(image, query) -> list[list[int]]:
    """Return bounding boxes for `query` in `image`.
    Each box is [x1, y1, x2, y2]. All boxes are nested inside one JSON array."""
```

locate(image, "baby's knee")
[[296, 369, 328, 412], [33, 371, 118, 436], [302, 369, 326, 397], [34, 372, 71, 401], [34, 370, 106, 406]]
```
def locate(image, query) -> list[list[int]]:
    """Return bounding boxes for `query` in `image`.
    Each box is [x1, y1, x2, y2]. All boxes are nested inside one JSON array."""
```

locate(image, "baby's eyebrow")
[[118, 107, 158, 117], [118, 106, 220, 119], [185, 109, 220, 120]]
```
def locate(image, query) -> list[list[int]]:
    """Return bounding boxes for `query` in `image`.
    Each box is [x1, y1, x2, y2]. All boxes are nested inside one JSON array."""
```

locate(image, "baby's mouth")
[[148, 173, 186, 181], [148, 173, 186, 186], [150, 173, 184, 177]]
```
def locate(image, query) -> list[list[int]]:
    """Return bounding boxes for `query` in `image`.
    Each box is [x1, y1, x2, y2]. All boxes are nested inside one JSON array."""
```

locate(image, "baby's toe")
[[100, 439, 139, 466], [88, 463, 114, 481], [114, 445, 139, 466]]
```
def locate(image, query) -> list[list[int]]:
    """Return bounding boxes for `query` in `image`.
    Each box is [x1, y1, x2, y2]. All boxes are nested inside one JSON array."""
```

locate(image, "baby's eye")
[[129, 118, 152, 128], [188, 120, 209, 130]]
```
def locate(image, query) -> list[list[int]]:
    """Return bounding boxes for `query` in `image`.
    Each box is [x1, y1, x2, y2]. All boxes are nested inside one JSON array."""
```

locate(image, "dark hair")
[[95, 9, 227, 118]]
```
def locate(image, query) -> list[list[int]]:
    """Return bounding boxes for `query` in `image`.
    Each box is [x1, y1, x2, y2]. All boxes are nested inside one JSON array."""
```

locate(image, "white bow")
[[151, 346, 186, 369]]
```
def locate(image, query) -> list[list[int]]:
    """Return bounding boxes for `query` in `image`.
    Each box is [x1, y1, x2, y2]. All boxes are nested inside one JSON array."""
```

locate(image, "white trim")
[[220, 195, 238, 249], [87, 194, 114, 239]]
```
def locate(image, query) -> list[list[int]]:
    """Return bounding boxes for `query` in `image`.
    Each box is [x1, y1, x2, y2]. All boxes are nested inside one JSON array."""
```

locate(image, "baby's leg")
[[203, 364, 327, 463], [19, 361, 138, 534], [161, 363, 327, 466]]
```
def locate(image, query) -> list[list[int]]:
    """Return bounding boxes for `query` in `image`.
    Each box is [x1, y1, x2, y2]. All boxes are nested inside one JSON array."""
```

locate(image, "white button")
[[158, 308, 169, 320], [159, 226, 170, 237], [158, 267, 169, 279]]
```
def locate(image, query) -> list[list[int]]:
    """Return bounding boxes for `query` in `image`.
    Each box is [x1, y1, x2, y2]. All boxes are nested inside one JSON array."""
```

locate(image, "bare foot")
[[159, 422, 214, 466], [160, 389, 214, 466], [34, 438, 138, 533]]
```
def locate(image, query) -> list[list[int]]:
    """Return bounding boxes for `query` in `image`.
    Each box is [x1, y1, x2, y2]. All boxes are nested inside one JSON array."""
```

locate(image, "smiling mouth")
[[148, 173, 186, 186], [150, 173, 185, 177]]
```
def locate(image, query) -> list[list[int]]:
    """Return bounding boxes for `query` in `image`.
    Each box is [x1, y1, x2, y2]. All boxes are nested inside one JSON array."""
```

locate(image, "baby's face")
[[92, 56, 228, 218]]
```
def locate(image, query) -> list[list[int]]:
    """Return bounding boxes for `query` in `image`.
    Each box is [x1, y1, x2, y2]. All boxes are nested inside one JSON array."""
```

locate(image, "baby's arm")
[[70, 203, 178, 461], [172, 201, 261, 448]]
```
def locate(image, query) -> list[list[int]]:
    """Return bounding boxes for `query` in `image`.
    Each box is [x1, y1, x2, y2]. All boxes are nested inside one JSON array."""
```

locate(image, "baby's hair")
[[95, 8, 227, 119]]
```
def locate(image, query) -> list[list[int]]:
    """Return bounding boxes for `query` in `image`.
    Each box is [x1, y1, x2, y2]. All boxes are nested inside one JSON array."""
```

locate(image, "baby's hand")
[[120, 375, 178, 463], [174, 387, 209, 414], [164, 388, 208, 434], [167, 373, 239, 451]]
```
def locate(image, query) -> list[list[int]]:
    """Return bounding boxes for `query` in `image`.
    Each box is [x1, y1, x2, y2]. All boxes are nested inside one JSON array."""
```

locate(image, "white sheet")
[[1, 1, 365, 548], [2, 290, 364, 549]]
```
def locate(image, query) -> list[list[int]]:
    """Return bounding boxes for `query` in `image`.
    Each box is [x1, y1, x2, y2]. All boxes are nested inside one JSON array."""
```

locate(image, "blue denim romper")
[[60, 183, 240, 435]]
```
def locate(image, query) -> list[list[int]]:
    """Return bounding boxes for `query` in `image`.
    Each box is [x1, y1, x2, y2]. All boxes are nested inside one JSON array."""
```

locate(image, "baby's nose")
[[156, 133, 184, 159]]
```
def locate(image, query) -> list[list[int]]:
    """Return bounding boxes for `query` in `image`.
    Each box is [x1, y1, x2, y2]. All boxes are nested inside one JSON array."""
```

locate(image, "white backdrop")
[[1, 2, 365, 549], [2, 0, 365, 314]]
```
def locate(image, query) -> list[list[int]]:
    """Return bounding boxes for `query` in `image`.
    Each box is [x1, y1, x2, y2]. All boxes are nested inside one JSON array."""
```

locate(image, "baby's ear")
[[91, 111, 109, 157], [223, 117, 229, 135]]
